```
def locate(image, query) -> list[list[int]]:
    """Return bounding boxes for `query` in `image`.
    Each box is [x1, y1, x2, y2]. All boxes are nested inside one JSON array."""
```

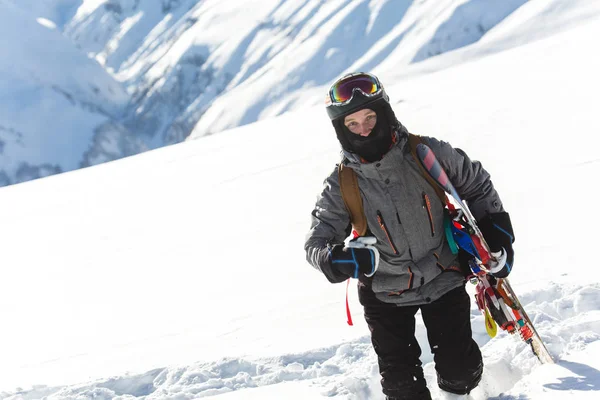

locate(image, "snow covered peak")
[[61, 0, 532, 142], [3, 0, 598, 188], [0, 1, 142, 185]]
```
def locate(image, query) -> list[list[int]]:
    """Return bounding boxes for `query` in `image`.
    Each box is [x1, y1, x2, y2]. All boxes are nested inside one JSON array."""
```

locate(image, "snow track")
[[3, 283, 599, 399]]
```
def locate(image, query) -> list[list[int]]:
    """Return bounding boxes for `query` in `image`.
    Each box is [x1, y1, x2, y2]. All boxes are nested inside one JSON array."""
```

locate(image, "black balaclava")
[[333, 99, 397, 163]]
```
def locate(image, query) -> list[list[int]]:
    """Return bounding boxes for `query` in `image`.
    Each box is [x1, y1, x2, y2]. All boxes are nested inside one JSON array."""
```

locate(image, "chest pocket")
[[419, 184, 445, 247], [392, 163, 446, 259], [409, 157, 445, 245], [422, 191, 436, 237]]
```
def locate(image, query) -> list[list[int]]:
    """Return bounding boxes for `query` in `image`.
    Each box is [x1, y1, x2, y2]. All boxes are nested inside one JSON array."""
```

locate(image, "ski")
[[415, 143, 554, 364]]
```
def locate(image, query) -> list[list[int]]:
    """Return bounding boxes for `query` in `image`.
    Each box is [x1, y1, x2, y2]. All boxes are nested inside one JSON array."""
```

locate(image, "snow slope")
[[0, 1, 143, 186], [8, 0, 597, 188], [5, 0, 539, 187], [28, 0, 533, 145], [6, 0, 600, 189], [1, 2, 600, 399], [3, 0, 82, 28]]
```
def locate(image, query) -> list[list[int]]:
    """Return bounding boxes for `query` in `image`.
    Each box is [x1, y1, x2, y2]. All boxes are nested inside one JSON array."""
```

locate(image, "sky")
[[1, 1, 600, 399]]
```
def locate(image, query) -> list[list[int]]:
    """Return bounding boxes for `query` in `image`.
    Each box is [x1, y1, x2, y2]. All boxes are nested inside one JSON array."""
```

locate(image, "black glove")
[[329, 242, 378, 279], [478, 212, 515, 278]]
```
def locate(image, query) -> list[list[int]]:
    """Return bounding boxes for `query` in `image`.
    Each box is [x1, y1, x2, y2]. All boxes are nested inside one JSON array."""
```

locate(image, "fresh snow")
[[1, 1, 600, 399]]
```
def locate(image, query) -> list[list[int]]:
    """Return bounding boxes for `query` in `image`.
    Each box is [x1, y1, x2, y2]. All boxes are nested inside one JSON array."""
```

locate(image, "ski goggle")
[[328, 73, 383, 105]]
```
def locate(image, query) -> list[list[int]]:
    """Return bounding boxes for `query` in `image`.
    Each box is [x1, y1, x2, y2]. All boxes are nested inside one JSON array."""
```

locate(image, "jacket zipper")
[[422, 192, 435, 237], [377, 211, 399, 254]]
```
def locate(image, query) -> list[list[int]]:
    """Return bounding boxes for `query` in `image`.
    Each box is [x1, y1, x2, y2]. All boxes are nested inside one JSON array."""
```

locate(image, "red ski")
[[415, 143, 554, 364]]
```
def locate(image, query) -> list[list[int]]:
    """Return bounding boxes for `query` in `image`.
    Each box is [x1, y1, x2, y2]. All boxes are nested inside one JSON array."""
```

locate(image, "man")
[[304, 72, 514, 399]]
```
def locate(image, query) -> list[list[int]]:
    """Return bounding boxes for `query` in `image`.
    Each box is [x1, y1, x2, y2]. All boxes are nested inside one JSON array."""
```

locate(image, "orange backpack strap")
[[338, 163, 368, 237], [407, 133, 447, 206]]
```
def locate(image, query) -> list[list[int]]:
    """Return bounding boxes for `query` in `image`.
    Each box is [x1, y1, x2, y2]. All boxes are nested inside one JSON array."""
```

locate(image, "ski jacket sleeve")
[[304, 166, 353, 283], [426, 138, 505, 221]]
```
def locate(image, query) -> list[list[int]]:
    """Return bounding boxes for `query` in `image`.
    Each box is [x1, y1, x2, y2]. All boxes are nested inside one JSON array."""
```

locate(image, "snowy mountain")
[[62, 0, 530, 139], [3, 0, 542, 186], [0, 1, 146, 186], [1, 0, 600, 399]]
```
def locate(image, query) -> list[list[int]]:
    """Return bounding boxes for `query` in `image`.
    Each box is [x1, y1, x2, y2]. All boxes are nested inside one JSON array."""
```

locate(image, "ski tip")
[[415, 143, 430, 159]]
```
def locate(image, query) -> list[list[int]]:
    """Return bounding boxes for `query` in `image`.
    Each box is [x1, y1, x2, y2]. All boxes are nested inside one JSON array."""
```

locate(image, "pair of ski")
[[416, 143, 554, 365]]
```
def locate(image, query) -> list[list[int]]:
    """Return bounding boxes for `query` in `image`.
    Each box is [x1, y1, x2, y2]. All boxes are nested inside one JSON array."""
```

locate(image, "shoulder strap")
[[407, 133, 447, 205], [337, 134, 447, 237], [338, 163, 367, 237]]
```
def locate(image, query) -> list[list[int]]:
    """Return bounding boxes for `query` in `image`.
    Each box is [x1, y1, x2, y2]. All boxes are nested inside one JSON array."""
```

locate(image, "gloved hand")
[[329, 236, 380, 279], [478, 212, 515, 278]]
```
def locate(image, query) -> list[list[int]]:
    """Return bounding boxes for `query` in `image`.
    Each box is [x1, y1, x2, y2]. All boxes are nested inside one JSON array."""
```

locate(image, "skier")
[[304, 72, 515, 399]]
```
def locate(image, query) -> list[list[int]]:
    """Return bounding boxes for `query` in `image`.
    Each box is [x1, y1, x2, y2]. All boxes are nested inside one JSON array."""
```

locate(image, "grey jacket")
[[305, 131, 504, 306]]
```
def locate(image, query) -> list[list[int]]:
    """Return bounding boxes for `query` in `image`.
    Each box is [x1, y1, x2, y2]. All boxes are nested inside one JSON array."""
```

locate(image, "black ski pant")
[[358, 283, 483, 400]]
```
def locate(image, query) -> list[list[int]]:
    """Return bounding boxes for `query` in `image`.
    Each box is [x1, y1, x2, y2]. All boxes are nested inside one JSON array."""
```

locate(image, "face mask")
[[343, 111, 393, 162]]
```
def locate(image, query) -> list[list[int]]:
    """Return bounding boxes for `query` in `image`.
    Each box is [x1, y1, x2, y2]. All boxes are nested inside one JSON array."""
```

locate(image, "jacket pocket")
[[377, 211, 399, 254], [422, 192, 435, 237], [433, 252, 463, 274], [387, 267, 415, 296]]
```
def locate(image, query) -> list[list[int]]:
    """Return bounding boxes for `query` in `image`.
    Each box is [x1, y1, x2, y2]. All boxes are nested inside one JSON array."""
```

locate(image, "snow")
[[1, 1, 600, 399], [0, 1, 135, 185], [4, 0, 82, 28], [12, 0, 540, 159], [6, 0, 597, 187], [187, 0, 532, 136]]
